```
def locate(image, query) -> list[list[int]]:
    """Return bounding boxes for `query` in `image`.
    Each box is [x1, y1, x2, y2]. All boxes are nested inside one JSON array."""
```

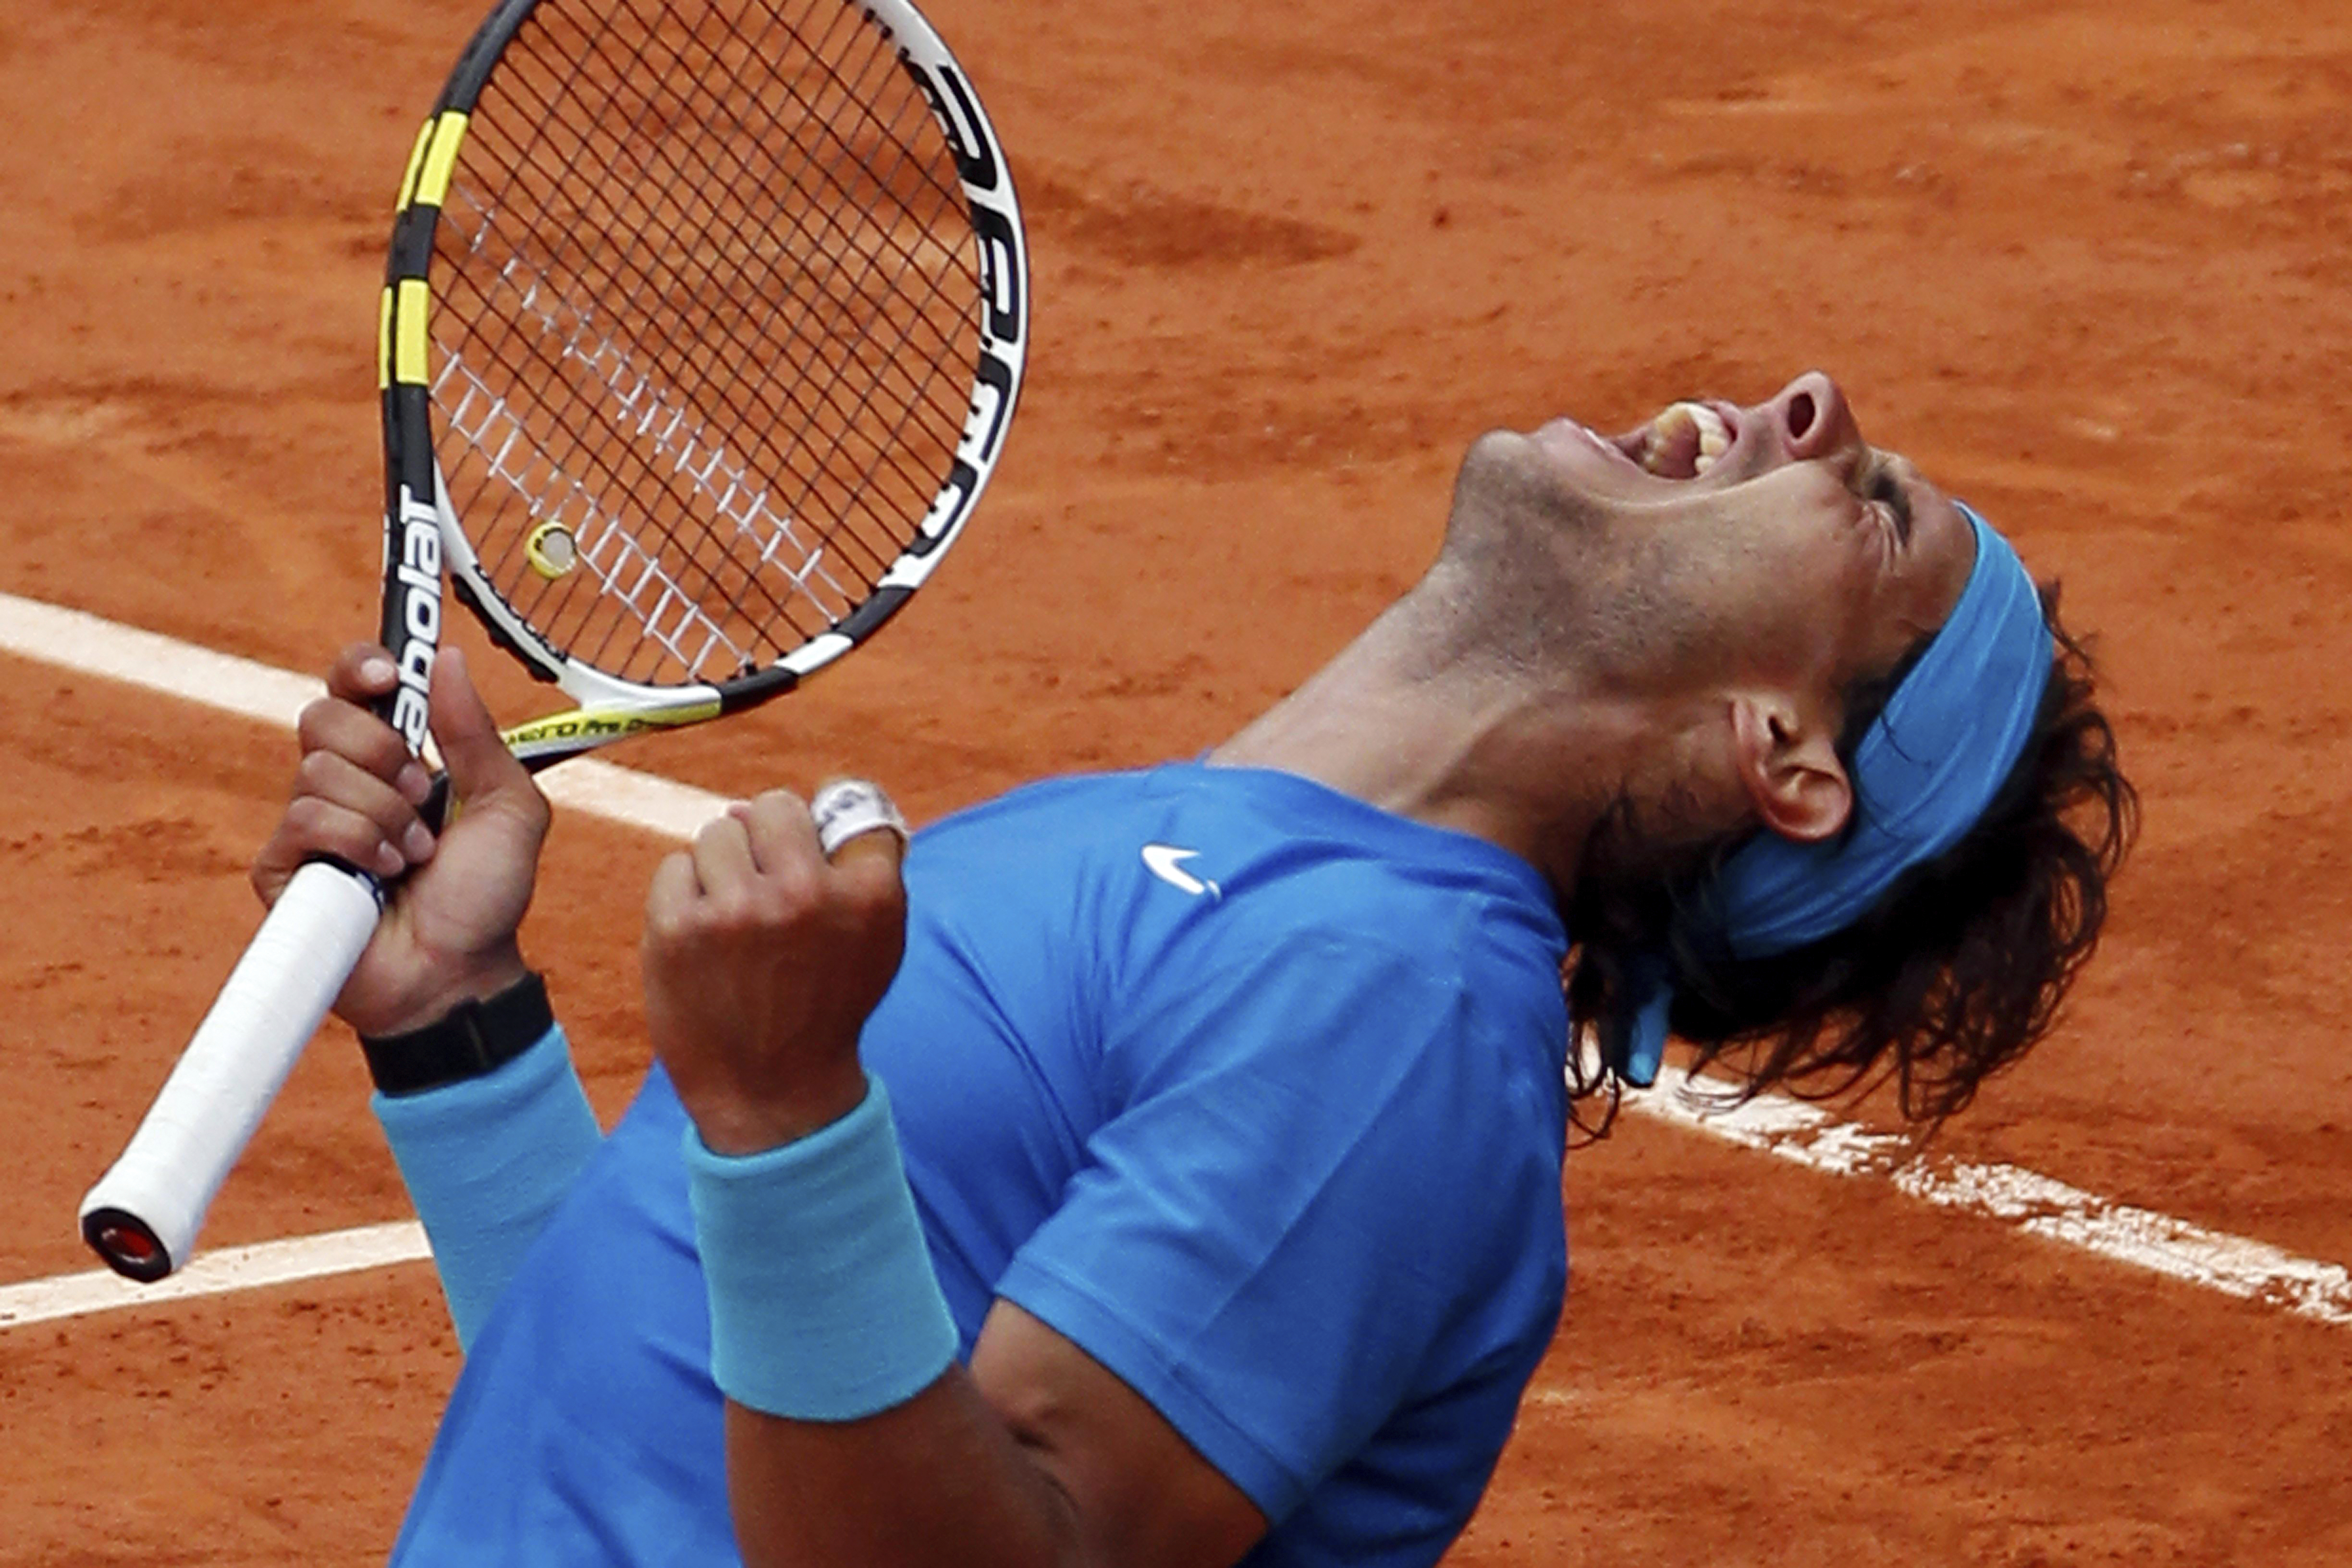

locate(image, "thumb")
[[428, 647, 530, 810]]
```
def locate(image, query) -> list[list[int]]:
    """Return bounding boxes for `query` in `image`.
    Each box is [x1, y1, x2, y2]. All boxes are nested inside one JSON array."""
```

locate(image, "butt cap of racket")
[[82, 1208, 174, 1283]]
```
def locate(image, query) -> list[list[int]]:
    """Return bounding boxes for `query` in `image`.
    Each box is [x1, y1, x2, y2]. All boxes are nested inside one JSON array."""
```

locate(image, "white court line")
[[1630, 1070, 2352, 1326], [2, 588, 2347, 1332], [0, 589, 732, 837], [0, 1223, 429, 1331]]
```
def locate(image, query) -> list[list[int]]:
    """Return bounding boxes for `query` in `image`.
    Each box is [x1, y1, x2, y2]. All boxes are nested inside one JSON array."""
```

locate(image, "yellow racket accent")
[[501, 702, 723, 752], [393, 279, 431, 386], [414, 112, 470, 209], [376, 286, 395, 391], [525, 521, 578, 579], [394, 116, 437, 210]]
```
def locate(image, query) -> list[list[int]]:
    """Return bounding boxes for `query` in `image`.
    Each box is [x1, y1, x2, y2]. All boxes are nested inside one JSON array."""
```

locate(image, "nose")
[[1759, 371, 1863, 470]]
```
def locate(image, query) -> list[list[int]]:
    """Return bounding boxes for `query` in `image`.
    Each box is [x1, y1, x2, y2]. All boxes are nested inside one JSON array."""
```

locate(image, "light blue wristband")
[[372, 1026, 601, 1352], [684, 1075, 958, 1422]]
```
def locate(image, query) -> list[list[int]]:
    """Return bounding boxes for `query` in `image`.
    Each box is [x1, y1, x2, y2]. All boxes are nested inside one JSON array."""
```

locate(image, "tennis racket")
[[80, 0, 1027, 1281]]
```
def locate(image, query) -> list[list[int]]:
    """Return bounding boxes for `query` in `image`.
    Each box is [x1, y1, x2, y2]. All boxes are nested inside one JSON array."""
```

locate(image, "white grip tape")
[[810, 778, 908, 857], [79, 861, 383, 1274]]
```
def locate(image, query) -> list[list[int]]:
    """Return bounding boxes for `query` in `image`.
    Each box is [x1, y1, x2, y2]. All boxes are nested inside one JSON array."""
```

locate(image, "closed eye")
[[1866, 464, 1913, 546]]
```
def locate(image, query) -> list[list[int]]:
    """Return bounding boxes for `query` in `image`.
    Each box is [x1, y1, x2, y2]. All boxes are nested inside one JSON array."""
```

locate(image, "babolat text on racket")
[[80, 0, 1026, 1281]]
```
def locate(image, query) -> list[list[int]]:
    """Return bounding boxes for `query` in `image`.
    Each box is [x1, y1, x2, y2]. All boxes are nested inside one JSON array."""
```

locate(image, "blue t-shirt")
[[387, 764, 1571, 1567]]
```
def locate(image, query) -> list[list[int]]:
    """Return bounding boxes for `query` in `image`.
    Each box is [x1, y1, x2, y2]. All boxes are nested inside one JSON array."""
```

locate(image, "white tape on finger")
[[810, 779, 908, 858]]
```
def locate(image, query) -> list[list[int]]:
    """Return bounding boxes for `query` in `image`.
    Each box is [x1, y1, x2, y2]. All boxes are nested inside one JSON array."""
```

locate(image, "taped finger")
[[810, 778, 908, 858]]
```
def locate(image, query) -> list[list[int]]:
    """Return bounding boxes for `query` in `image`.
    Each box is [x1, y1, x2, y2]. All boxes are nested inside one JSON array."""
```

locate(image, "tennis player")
[[258, 371, 2132, 1568]]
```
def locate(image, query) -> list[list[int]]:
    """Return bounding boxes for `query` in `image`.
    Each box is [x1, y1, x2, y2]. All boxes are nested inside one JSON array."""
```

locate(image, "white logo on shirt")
[[1141, 844, 1221, 899]]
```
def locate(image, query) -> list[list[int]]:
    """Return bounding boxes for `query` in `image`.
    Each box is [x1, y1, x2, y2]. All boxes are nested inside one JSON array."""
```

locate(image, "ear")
[[1727, 693, 1853, 844]]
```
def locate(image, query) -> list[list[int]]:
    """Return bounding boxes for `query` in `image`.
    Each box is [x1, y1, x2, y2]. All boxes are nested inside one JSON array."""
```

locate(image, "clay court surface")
[[4, 0, 2350, 1560]]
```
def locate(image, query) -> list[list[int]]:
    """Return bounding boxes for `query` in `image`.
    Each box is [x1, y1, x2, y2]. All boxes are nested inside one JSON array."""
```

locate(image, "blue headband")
[[1617, 502, 2049, 1086]]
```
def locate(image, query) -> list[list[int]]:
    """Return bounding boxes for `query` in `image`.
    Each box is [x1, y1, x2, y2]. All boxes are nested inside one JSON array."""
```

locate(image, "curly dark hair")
[[1563, 582, 2137, 1130]]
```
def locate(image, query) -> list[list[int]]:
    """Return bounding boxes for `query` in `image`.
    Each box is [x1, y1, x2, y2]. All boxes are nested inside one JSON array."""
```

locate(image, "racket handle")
[[79, 861, 385, 1281]]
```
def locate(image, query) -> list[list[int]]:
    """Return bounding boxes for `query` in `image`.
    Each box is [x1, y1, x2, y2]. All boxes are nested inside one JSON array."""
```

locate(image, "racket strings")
[[481, 5, 918, 643], [609, 0, 983, 512], [618, 36, 974, 558], [433, 252, 826, 679], [428, 0, 985, 687], [458, 19, 850, 634]]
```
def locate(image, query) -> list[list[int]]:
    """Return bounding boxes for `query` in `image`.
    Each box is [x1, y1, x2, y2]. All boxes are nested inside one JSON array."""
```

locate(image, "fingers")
[[727, 791, 825, 875], [690, 805, 764, 901], [826, 831, 907, 924], [684, 790, 832, 908], [262, 657, 434, 904], [430, 648, 549, 835], [640, 780, 909, 1152], [674, 784, 906, 913], [253, 751, 433, 902], [310, 642, 535, 805], [264, 643, 546, 911], [809, 778, 909, 862], [326, 642, 402, 708], [725, 783, 906, 878], [304, 749, 437, 869], [299, 647, 433, 808], [644, 845, 702, 931]]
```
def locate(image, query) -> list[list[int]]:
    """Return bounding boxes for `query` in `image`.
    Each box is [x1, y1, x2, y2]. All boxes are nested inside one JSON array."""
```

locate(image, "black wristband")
[[359, 971, 555, 1096]]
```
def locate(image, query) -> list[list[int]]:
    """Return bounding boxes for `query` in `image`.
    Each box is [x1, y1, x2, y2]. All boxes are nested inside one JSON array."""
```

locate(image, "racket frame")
[[385, 0, 1029, 773], [80, 0, 1027, 1279]]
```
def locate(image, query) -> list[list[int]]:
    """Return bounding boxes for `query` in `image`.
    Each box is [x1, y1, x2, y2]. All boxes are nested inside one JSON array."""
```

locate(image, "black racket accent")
[[452, 574, 566, 684], [830, 581, 916, 646], [377, 379, 447, 757], [905, 56, 997, 190], [715, 665, 805, 715], [441, 0, 544, 107]]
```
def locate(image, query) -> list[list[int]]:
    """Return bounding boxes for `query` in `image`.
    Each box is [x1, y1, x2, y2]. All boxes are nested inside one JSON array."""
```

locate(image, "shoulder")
[[1100, 914, 1569, 1244], [1105, 766, 1570, 1064], [896, 760, 1571, 1118], [1078, 762, 1567, 968]]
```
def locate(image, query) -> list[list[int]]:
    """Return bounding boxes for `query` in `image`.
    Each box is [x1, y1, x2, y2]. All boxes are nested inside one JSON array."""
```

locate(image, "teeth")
[[1693, 405, 1730, 474], [1635, 409, 1688, 476], [1638, 401, 1732, 478]]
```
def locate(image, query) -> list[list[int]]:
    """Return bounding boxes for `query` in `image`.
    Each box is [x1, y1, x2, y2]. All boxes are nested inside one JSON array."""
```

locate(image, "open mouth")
[[1614, 401, 1739, 479]]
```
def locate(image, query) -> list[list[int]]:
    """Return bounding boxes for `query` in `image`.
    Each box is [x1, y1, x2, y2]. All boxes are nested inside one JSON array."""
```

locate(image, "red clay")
[[5, 0, 2351, 1561]]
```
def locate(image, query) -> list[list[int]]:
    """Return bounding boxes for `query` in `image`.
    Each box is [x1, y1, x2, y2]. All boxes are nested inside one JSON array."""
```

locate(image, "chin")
[[1454, 428, 1595, 526]]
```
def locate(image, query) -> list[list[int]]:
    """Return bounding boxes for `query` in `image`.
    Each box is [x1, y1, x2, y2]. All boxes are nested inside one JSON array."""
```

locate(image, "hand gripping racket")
[[80, 0, 1027, 1281]]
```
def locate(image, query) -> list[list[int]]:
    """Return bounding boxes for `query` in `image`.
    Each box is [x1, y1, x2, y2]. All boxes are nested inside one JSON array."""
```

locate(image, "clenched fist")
[[642, 785, 909, 1156]]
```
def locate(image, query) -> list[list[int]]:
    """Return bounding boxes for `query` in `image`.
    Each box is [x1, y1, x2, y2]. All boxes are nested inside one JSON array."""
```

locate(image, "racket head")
[[378, 0, 1027, 759]]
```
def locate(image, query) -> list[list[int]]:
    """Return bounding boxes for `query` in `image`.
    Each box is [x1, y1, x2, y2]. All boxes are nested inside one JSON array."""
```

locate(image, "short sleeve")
[[992, 929, 1557, 1522]]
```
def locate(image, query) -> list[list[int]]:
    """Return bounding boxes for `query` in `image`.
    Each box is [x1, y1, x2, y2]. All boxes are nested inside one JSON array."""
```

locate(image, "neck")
[[1210, 594, 1653, 891]]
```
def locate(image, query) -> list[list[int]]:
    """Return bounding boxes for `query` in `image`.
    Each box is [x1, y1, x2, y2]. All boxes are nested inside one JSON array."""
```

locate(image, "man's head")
[[1429, 371, 2135, 1121], [1440, 374, 1974, 826]]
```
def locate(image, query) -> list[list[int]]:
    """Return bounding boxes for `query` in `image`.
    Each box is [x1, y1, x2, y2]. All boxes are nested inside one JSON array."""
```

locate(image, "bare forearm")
[[724, 1369, 1079, 1568]]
